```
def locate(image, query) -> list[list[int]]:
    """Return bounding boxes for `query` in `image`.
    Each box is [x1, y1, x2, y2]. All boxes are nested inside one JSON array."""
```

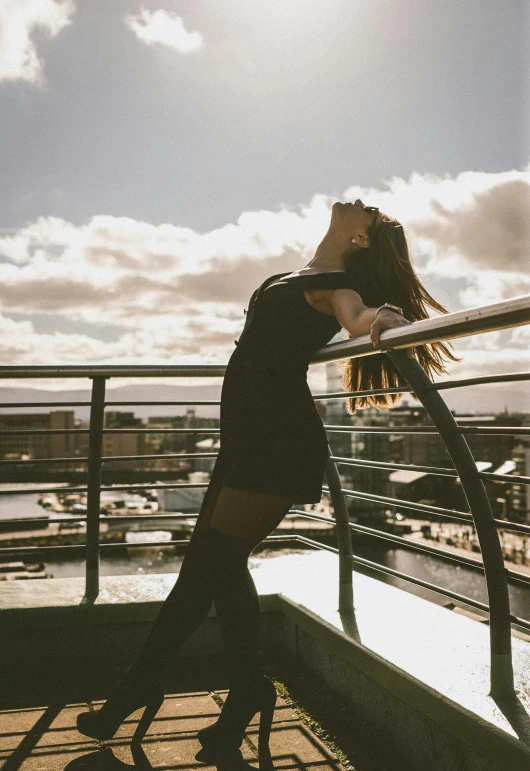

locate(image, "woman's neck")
[[306, 231, 355, 271]]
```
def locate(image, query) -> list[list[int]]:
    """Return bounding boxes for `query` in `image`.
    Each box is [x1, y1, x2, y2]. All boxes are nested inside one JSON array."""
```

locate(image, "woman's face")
[[331, 198, 380, 248]]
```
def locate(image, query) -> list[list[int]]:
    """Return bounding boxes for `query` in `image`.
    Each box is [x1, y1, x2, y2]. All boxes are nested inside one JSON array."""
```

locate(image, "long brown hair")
[[338, 213, 459, 414]]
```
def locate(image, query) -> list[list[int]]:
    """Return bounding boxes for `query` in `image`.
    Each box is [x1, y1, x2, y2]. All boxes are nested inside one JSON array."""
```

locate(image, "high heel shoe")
[[77, 677, 164, 744], [196, 675, 277, 768]]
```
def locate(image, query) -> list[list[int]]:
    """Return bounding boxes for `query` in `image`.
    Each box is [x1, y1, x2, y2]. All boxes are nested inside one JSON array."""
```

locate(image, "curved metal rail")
[[386, 349, 515, 699]]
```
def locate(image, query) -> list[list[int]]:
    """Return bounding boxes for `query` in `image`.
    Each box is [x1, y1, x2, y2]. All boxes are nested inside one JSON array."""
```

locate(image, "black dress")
[[207, 270, 354, 504]]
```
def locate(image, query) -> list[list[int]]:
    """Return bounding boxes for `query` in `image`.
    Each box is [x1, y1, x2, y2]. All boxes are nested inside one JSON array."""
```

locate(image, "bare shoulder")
[[314, 286, 363, 303], [304, 286, 363, 317]]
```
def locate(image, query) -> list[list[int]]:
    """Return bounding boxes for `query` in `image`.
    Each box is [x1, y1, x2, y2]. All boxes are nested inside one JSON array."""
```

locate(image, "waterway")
[[1, 485, 529, 624]]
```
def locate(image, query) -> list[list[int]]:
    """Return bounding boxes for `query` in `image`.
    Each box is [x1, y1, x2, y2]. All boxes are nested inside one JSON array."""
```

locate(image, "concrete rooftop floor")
[[0, 686, 346, 770]]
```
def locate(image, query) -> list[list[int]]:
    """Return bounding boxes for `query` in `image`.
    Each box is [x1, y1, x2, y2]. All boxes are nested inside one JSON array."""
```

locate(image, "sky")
[[0, 0, 529, 409]]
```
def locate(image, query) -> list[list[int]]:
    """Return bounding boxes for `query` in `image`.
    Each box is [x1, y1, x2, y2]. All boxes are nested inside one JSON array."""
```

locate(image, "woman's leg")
[[117, 474, 226, 683], [113, 481, 293, 691], [195, 486, 294, 687]]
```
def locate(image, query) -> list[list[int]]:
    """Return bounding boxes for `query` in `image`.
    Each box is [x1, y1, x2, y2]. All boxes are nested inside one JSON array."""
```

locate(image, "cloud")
[[125, 8, 203, 53], [412, 178, 530, 273], [0, 166, 528, 384], [343, 165, 530, 310], [457, 271, 530, 308], [0, 0, 75, 85], [343, 165, 530, 271]]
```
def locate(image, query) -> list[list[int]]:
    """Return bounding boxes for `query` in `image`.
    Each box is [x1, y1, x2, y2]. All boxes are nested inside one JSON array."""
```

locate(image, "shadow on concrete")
[[493, 694, 530, 747]]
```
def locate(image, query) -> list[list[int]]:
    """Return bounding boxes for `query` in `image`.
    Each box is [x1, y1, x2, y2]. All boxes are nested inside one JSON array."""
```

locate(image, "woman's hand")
[[370, 309, 415, 359]]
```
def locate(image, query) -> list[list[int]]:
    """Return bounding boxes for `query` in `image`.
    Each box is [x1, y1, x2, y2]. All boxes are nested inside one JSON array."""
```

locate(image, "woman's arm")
[[329, 288, 415, 358]]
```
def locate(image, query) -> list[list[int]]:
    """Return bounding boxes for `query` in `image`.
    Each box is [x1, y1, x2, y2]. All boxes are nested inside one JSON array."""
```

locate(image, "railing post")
[[85, 376, 106, 600], [386, 349, 515, 700], [326, 447, 355, 614]]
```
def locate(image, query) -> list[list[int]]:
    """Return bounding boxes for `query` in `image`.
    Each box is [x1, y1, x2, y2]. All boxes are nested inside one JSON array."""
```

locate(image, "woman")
[[76, 199, 455, 766]]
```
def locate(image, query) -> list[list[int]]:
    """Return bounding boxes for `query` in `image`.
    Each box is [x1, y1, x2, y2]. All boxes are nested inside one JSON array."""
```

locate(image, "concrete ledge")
[[0, 571, 279, 628], [277, 593, 530, 771]]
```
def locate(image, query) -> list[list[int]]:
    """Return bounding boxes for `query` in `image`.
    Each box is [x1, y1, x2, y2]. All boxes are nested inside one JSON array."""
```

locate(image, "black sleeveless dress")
[[208, 270, 353, 504]]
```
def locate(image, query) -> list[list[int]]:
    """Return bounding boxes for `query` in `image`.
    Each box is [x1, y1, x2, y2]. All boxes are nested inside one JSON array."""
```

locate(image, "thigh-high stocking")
[[118, 477, 294, 689]]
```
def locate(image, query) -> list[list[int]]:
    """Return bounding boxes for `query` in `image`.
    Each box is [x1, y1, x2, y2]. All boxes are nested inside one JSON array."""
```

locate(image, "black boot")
[[77, 525, 215, 744], [77, 674, 164, 743], [191, 524, 277, 767], [196, 674, 277, 768]]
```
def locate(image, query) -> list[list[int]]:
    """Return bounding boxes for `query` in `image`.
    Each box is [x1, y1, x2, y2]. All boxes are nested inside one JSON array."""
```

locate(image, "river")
[[1, 486, 528, 624]]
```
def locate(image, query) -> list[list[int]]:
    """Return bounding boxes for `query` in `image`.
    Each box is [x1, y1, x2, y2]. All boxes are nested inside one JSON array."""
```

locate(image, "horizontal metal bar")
[[0, 402, 92, 408], [0, 485, 75, 496], [494, 519, 530, 536], [287, 508, 336, 525], [0, 533, 309, 558], [0, 429, 89, 435], [427, 371, 530, 391], [105, 400, 221, 406], [0, 451, 219, 465], [0, 509, 318, 527], [325, 424, 442, 434], [0, 451, 219, 466], [0, 481, 209, 496], [102, 427, 220, 434], [0, 399, 221, 409], [458, 426, 530, 436], [0, 456, 88, 465], [332, 456, 530, 485], [102, 539, 191, 549], [325, 424, 529, 436], [0, 399, 222, 408], [311, 293, 530, 364], [330, 485, 473, 522], [9, 422, 522, 436], [0, 427, 220, 435], [0, 365, 227, 379], [313, 387, 410, 401], [509, 614, 530, 632], [0, 540, 193, 557], [331, 455, 457, 477], [0, 509, 316, 525], [503, 567, 530, 588], [2, 509, 330, 527], [313, 371, 530, 401], [0, 543, 88, 557], [266, 533, 341, 555], [102, 512, 197, 522], [480, 471, 530, 485], [101, 451, 218, 462], [0, 512, 201, 526]]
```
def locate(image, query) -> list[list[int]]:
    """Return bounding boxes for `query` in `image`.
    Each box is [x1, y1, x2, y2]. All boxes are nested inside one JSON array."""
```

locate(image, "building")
[[103, 411, 145, 469], [145, 408, 220, 475], [0, 411, 76, 460], [506, 441, 530, 524]]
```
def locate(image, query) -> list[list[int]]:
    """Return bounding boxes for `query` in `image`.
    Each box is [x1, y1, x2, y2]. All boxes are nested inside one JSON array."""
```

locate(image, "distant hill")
[[0, 383, 223, 420], [0, 380, 527, 419]]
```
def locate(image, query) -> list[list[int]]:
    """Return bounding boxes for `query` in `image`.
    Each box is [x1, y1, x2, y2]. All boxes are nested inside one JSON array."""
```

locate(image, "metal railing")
[[0, 293, 529, 700]]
